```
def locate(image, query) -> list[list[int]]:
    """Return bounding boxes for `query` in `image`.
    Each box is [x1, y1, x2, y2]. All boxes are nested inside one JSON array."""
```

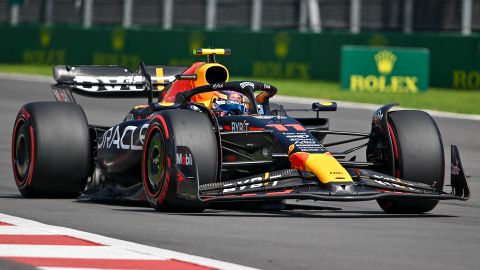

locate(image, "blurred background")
[[1, 0, 479, 33]]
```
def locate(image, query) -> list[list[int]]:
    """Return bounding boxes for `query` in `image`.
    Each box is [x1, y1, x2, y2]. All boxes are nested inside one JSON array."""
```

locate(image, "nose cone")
[[289, 152, 352, 184]]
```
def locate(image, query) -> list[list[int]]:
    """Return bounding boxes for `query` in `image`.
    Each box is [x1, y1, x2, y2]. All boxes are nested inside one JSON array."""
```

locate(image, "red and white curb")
[[0, 213, 258, 270]]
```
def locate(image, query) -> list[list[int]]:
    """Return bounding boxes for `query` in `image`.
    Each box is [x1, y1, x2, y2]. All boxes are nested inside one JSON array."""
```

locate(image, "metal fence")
[[1, 0, 479, 34]]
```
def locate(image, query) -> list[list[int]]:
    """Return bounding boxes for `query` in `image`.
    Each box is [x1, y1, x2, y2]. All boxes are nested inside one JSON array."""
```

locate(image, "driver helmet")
[[212, 90, 249, 116]]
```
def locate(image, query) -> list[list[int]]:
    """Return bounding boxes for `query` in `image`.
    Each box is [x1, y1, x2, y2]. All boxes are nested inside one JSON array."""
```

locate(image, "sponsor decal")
[[373, 174, 401, 183], [73, 75, 145, 91], [175, 146, 196, 180], [98, 123, 148, 150], [176, 152, 193, 166], [212, 83, 224, 89], [371, 174, 418, 191], [253, 115, 286, 120], [284, 133, 310, 139], [284, 132, 325, 153], [222, 176, 278, 193], [231, 121, 250, 131], [240, 82, 255, 89], [295, 146, 324, 152], [373, 180, 417, 191]]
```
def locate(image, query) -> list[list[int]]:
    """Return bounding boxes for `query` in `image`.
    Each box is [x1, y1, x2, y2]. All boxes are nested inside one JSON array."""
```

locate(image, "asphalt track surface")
[[0, 76, 479, 270]]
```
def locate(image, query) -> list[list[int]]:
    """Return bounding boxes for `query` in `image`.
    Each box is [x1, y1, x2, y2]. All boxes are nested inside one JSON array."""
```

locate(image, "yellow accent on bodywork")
[[192, 63, 229, 108], [155, 68, 165, 91], [194, 63, 229, 87], [159, 102, 174, 106], [304, 153, 352, 183], [193, 48, 231, 55]]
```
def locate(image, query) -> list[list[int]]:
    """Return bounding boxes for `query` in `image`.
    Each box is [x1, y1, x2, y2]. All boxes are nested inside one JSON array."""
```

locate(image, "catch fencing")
[[1, 0, 479, 34]]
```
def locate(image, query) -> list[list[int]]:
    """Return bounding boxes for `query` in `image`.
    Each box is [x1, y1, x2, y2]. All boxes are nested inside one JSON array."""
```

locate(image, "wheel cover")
[[146, 131, 166, 196], [14, 122, 30, 182]]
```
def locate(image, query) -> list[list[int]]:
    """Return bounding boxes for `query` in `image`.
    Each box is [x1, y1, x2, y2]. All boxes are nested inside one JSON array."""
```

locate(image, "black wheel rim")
[[14, 122, 30, 181], [147, 130, 166, 195]]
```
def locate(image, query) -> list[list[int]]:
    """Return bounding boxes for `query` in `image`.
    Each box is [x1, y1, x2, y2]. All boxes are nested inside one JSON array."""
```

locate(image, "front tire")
[[142, 110, 218, 212], [377, 110, 444, 214], [11, 102, 90, 197]]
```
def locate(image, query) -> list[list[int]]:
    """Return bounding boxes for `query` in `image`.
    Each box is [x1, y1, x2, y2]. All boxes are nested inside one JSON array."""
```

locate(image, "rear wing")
[[51, 48, 232, 103], [52, 64, 188, 102]]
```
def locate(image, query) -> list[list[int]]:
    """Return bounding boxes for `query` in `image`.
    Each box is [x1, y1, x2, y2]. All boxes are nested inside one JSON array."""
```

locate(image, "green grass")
[[1, 64, 478, 115], [0, 64, 53, 76], [235, 77, 480, 115]]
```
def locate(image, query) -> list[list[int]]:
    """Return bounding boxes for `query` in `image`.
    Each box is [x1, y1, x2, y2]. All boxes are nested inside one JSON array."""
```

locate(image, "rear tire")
[[142, 110, 218, 212], [377, 110, 444, 214], [11, 102, 90, 197]]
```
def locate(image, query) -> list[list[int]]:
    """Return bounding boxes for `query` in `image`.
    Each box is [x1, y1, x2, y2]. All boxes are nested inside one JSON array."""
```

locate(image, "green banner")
[[341, 46, 429, 93], [0, 25, 478, 90], [8, 0, 24, 5]]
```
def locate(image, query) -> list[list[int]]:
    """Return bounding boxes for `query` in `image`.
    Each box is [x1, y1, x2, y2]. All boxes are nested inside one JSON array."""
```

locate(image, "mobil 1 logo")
[[176, 146, 197, 179]]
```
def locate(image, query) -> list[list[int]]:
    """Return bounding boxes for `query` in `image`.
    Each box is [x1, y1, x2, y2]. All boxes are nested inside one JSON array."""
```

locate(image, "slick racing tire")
[[142, 110, 218, 212], [12, 102, 90, 197], [377, 110, 444, 214]]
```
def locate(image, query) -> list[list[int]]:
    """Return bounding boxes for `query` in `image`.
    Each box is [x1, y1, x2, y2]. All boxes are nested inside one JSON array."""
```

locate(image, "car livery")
[[11, 48, 470, 214]]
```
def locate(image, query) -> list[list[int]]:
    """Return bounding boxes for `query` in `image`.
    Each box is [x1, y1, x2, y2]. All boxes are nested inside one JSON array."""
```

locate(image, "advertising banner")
[[0, 25, 477, 90], [341, 46, 429, 93]]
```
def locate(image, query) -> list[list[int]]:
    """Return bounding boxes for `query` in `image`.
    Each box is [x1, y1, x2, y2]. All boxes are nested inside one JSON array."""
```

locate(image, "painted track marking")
[[0, 213, 259, 270]]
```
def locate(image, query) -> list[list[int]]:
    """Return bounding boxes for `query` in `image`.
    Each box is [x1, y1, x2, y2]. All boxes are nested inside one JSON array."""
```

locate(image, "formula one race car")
[[11, 49, 470, 213]]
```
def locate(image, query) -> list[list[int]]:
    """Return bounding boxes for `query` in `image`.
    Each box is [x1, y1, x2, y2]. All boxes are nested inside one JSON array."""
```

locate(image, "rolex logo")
[[40, 27, 52, 47], [374, 50, 396, 75], [274, 32, 290, 59], [112, 28, 125, 51]]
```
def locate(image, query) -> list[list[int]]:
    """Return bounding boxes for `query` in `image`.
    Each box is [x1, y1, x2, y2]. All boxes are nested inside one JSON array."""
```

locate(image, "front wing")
[[197, 145, 470, 203]]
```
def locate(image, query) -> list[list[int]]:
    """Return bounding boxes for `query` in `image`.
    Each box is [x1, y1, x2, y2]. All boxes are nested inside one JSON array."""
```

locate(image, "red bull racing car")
[[11, 49, 470, 213]]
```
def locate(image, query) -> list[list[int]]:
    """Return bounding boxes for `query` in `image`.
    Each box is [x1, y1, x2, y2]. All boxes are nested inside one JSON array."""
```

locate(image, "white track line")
[[0, 226, 56, 235], [272, 95, 480, 121], [0, 245, 161, 259], [2, 73, 478, 121], [0, 213, 259, 270]]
